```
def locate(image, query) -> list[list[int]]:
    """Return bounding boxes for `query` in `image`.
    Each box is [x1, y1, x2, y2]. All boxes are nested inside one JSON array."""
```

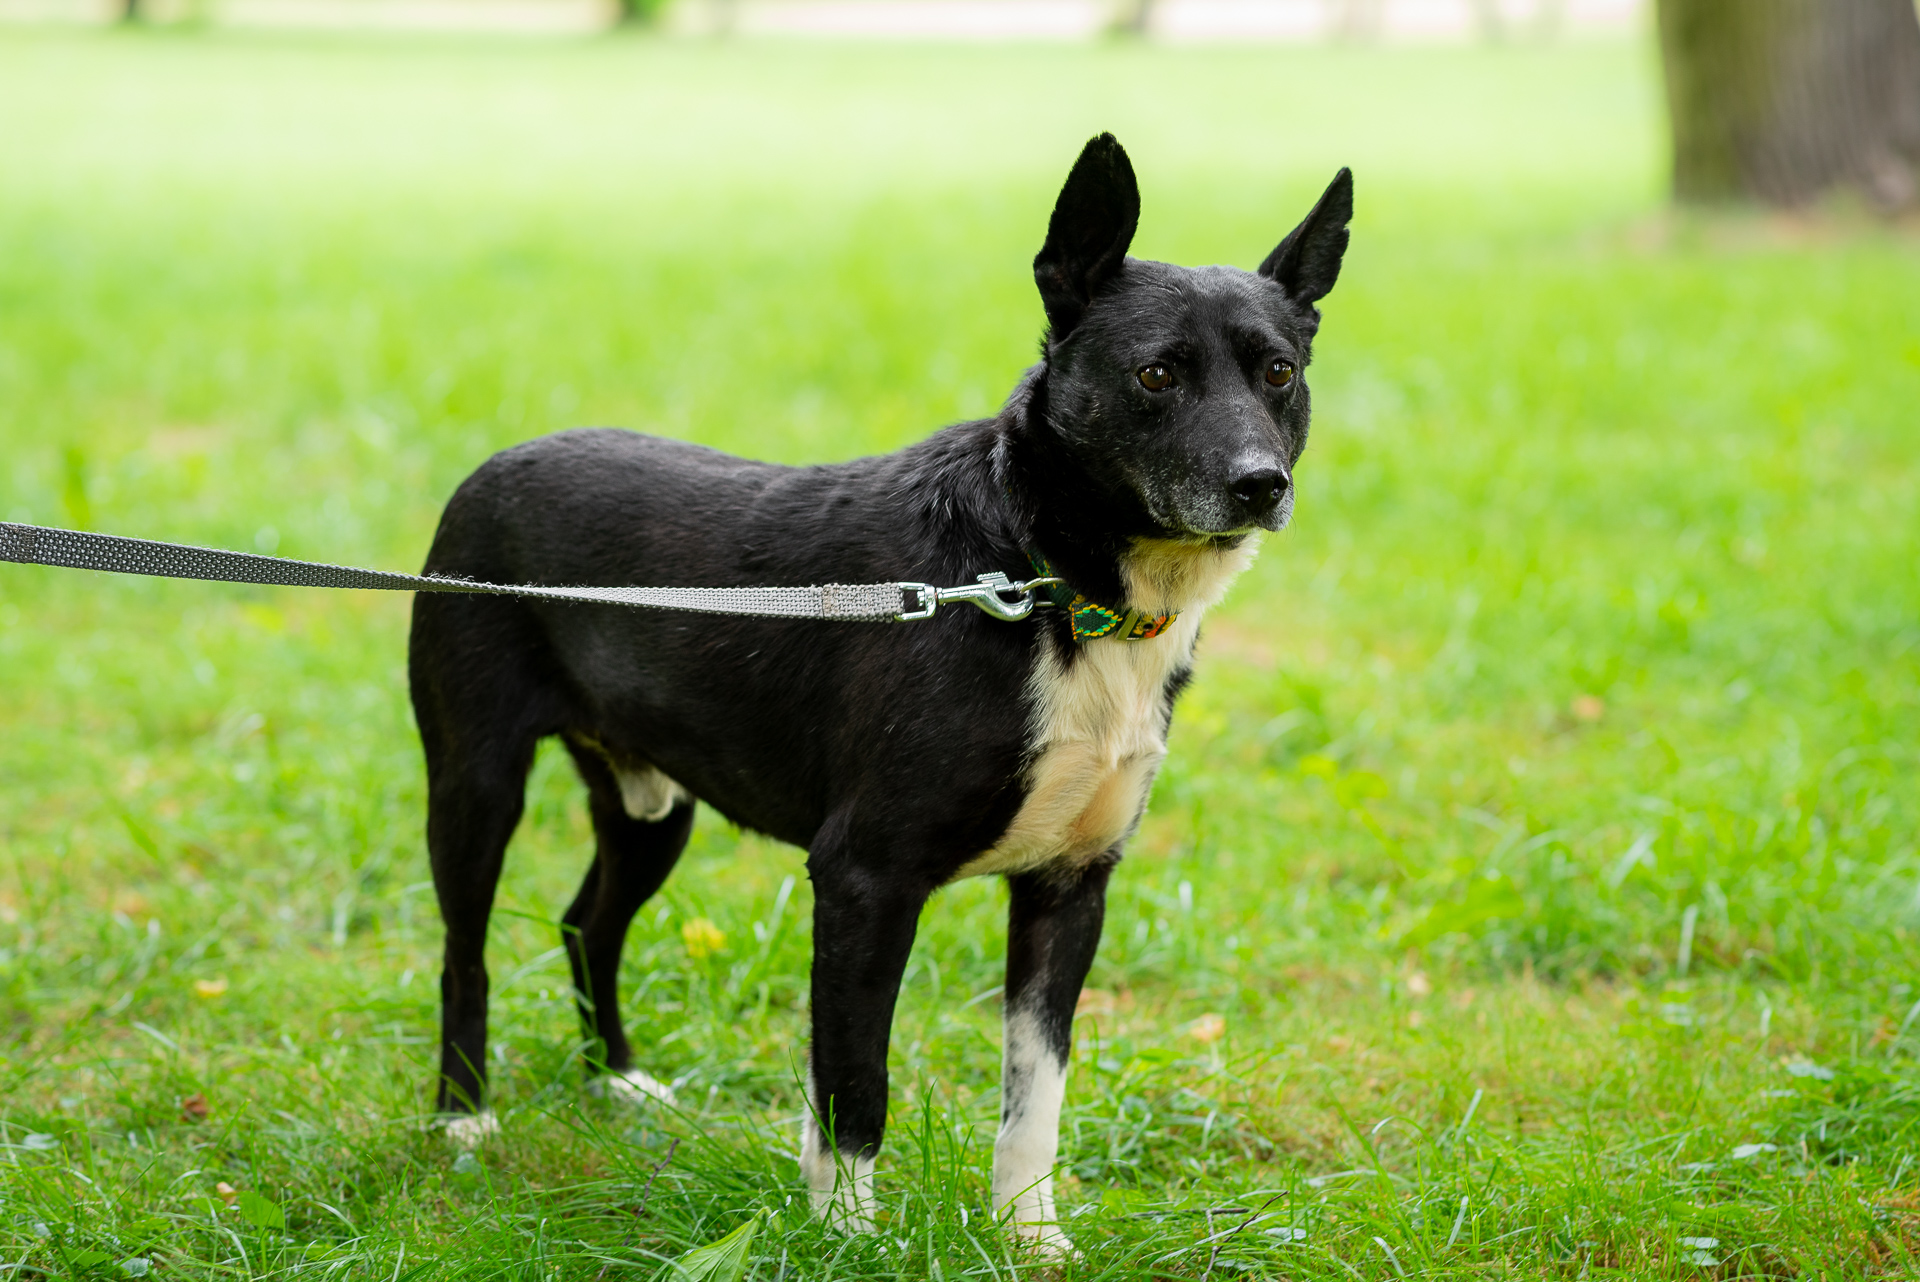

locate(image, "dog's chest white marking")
[[956, 539, 1256, 880]]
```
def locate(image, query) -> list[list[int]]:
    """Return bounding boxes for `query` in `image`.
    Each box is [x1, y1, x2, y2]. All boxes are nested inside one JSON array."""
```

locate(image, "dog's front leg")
[[996, 858, 1114, 1255], [801, 851, 930, 1232]]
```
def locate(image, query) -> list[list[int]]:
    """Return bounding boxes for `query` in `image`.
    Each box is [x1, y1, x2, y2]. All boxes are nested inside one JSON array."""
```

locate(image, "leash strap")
[[0, 522, 1054, 625]]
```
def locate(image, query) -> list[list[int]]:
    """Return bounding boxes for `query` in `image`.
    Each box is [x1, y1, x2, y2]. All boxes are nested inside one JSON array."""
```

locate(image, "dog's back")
[[410, 423, 1036, 849]]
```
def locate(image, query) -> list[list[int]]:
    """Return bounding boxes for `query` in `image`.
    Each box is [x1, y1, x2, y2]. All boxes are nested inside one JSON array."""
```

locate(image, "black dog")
[[409, 134, 1350, 1249]]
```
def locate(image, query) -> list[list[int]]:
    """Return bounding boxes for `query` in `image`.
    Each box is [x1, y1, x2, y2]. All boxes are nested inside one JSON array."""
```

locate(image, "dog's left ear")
[[1258, 167, 1353, 324], [1034, 133, 1141, 341]]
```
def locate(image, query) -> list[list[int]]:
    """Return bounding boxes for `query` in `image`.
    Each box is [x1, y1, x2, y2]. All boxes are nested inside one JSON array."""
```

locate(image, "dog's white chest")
[[955, 539, 1255, 880]]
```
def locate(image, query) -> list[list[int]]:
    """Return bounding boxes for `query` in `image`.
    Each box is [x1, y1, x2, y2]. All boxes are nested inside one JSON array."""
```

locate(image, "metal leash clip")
[[896, 572, 1062, 623]]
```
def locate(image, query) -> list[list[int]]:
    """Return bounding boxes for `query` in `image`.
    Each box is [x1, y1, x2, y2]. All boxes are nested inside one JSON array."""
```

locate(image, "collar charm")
[[1026, 550, 1178, 643]]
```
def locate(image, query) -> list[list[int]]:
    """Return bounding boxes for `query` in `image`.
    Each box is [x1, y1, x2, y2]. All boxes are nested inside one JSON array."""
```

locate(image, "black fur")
[[409, 135, 1352, 1198]]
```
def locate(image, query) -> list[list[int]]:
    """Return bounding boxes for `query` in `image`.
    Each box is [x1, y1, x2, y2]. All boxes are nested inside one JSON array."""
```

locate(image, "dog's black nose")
[[1227, 467, 1290, 519]]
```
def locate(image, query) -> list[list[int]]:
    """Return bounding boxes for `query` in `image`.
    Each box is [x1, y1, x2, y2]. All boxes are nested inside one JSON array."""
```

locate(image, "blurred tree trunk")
[[1109, 0, 1154, 37], [121, 0, 141, 22], [610, 0, 661, 25], [1656, 0, 1920, 210], [1469, 0, 1506, 41], [1332, 0, 1384, 41]]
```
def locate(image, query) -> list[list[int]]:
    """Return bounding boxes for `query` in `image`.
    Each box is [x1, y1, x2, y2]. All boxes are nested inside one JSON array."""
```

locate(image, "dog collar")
[[1025, 548, 1177, 643]]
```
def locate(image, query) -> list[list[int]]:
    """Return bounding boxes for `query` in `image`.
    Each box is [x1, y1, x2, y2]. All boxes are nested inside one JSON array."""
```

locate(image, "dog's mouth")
[[1135, 474, 1294, 542], [1191, 499, 1292, 541]]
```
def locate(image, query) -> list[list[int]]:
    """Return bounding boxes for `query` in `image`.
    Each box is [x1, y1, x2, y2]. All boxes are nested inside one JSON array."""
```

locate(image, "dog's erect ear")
[[1033, 133, 1141, 340], [1258, 167, 1353, 316]]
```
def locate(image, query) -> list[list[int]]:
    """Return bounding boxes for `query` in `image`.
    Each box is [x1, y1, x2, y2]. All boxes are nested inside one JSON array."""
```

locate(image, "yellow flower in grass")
[[194, 976, 229, 998], [682, 918, 726, 960]]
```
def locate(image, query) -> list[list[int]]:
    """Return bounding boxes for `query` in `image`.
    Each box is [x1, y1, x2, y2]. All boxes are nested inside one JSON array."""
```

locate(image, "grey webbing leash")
[[0, 521, 1059, 625]]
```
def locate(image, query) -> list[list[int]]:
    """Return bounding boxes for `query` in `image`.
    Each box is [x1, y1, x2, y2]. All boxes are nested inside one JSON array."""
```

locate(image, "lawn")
[[3, 24, 1920, 1280]]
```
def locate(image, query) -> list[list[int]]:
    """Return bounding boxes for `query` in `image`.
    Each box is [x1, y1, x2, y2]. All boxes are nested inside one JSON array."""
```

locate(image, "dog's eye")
[[1137, 364, 1174, 392], [1265, 360, 1296, 389]]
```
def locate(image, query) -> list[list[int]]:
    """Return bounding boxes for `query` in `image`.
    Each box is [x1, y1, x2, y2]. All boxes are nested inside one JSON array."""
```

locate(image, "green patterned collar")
[[1025, 548, 1178, 643]]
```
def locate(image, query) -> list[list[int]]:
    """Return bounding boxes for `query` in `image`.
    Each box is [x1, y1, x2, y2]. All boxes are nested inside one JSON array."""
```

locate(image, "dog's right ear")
[[1033, 133, 1141, 341]]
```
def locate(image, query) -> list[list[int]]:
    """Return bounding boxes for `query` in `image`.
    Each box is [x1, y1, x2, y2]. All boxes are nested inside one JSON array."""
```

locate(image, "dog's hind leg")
[[424, 732, 539, 1130], [800, 817, 933, 1232], [560, 737, 693, 1105], [994, 857, 1114, 1256], [413, 592, 566, 1136]]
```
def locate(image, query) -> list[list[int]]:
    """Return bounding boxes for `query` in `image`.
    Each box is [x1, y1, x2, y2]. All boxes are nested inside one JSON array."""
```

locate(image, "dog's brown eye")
[[1138, 364, 1174, 392], [1266, 360, 1295, 388]]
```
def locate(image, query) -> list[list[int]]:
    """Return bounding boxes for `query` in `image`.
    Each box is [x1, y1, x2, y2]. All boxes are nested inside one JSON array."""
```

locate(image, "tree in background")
[[1469, 0, 1567, 41], [1656, 0, 1920, 210], [1108, 0, 1153, 37], [612, 0, 671, 26], [1334, 0, 1385, 40]]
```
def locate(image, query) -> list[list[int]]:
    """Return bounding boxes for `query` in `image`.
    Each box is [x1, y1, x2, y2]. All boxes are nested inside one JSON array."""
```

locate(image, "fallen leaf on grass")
[[180, 1093, 209, 1122], [1187, 1013, 1226, 1044], [671, 1210, 764, 1282], [236, 1190, 285, 1229], [194, 977, 229, 998], [1571, 694, 1606, 722], [216, 1182, 239, 1207], [1679, 1236, 1719, 1265]]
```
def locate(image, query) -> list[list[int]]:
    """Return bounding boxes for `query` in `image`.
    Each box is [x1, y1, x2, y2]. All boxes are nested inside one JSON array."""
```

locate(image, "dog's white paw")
[[587, 1068, 677, 1107], [809, 1173, 877, 1235], [801, 1130, 876, 1234], [1013, 1221, 1076, 1261], [438, 1110, 499, 1148]]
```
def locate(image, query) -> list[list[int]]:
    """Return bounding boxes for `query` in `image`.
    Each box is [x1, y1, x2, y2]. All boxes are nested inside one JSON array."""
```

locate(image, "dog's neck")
[[1119, 535, 1257, 619], [996, 371, 1254, 619], [997, 372, 1139, 609]]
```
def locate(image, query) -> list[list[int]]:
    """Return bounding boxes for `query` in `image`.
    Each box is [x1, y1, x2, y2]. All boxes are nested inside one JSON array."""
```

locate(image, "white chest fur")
[[955, 538, 1257, 880]]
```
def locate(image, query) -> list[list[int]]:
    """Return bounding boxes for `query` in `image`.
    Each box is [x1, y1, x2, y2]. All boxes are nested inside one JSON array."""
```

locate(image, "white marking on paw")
[[1020, 1226, 1076, 1260], [612, 764, 689, 823], [993, 1006, 1071, 1254], [800, 1069, 877, 1232], [439, 1110, 498, 1148], [588, 1067, 677, 1106]]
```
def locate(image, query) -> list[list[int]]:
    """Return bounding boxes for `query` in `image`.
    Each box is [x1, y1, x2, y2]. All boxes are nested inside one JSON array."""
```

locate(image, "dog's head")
[[1031, 134, 1351, 539]]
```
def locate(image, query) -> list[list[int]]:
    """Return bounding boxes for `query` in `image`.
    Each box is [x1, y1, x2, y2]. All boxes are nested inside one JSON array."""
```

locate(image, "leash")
[[0, 522, 1062, 625]]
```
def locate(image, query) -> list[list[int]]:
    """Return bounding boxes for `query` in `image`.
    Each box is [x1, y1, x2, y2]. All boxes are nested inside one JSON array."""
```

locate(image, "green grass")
[[3, 25, 1920, 1280]]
